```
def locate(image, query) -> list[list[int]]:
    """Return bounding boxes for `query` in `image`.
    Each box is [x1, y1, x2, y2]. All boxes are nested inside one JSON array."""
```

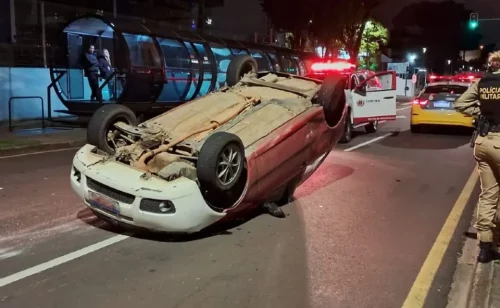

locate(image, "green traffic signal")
[[469, 21, 478, 29]]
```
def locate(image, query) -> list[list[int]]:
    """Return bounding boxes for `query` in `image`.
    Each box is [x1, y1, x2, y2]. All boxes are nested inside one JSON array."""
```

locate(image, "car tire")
[[365, 121, 378, 133], [339, 111, 353, 143], [317, 74, 348, 128], [87, 104, 138, 154], [410, 124, 421, 133], [197, 132, 246, 192], [226, 55, 258, 87]]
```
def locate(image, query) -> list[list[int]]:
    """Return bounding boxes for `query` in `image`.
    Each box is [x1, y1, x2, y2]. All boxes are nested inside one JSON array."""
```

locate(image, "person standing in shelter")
[[82, 44, 102, 103], [98, 49, 115, 100], [455, 51, 500, 263]]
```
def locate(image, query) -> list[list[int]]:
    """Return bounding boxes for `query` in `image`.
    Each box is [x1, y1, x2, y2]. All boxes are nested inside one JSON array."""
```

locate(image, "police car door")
[[350, 71, 397, 124]]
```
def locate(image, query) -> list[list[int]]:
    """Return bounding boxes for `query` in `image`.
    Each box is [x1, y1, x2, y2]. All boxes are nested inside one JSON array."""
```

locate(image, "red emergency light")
[[311, 61, 356, 72]]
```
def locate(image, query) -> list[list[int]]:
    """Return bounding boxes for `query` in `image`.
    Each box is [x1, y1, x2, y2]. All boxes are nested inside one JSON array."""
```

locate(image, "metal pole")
[[196, 0, 205, 34], [113, 0, 117, 18], [10, 0, 16, 43], [41, 1, 47, 67], [404, 63, 409, 96]]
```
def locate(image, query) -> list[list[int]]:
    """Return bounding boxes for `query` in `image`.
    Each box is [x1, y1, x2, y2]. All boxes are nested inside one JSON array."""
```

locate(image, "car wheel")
[[317, 74, 348, 128], [87, 104, 138, 154], [197, 132, 245, 192], [410, 124, 421, 133], [226, 55, 258, 87], [339, 112, 353, 143], [365, 121, 378, 133]]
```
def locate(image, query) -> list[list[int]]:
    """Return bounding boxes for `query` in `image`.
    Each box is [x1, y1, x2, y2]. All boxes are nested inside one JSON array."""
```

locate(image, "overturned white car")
[[71, 55, 348, 233]]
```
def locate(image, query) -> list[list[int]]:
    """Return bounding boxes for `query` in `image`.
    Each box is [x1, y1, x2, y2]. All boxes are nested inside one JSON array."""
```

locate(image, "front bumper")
[[411, 106, 474, 127], [71, 144, 225, 233]]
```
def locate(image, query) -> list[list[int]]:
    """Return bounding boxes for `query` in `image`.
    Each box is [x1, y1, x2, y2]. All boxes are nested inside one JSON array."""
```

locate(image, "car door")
[[350, 71, 397, 124]]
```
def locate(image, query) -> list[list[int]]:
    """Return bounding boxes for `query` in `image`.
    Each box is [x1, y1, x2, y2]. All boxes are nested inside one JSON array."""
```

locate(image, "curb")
[[447, 214, 480, 308], [0, 139, 86, 157], [468, 261, 494, 307]]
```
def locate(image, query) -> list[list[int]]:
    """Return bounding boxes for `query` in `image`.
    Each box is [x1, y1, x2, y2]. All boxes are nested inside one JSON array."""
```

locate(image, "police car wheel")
[[365, 121, 378, 133], [339, 114, 353, 143]]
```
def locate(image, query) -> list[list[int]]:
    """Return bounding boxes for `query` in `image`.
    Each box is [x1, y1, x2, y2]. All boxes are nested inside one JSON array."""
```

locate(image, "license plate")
[[87, 191, 119, 214], [433, 101, 451, 108]]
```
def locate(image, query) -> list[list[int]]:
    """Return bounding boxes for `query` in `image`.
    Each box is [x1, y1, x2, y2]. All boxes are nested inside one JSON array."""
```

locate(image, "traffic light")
[[469, 12, 479, 29]]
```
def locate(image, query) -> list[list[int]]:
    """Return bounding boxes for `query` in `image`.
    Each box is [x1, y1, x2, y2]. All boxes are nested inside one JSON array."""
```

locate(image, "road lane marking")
[[0, 147, 80, 160], [343, 133, 393, 152], [345, 107, 409, 150], [401, 170, 478, 307], [397, 106, 412, 111], [0, 234, 129, 288]]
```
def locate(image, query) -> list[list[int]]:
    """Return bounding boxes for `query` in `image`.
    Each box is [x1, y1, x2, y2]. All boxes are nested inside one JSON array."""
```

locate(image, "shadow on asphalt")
[[76, 162, 354, 243], [76, 206, 267, 242], [378, 127, 473, 150]]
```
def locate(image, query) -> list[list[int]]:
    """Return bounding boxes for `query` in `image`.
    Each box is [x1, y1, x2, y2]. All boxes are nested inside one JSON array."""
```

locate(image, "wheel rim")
[[217, 145, 241, 186]]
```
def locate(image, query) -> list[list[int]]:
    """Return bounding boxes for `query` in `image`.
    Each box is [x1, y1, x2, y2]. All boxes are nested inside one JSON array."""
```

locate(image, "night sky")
[[210, 0, 500, 45], [373, 0, 500, 44]]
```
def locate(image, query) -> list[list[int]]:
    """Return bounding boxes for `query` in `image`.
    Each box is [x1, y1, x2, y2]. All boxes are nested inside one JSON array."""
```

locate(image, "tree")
[[260, 0, 386, 57], [358, 19, 389, 69], [336, 0, 382, 59]]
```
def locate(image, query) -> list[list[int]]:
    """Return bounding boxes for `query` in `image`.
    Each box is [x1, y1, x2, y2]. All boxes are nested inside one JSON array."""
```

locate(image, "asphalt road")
[[0, 104, 478, 308]]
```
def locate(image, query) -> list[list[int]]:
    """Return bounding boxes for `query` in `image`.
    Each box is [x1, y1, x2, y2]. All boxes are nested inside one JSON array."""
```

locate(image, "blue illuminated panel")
[[209, 44, 232, 90], [157, 38, 195, 102]]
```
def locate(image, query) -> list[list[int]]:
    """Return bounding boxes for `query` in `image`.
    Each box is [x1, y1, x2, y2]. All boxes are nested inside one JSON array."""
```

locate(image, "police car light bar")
[[311, 62, 356, 71]]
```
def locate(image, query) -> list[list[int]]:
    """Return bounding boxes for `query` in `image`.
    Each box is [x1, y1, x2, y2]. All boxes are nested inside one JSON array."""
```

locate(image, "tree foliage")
[[260, 0, 384, 58], [358, 20, 389, 69]]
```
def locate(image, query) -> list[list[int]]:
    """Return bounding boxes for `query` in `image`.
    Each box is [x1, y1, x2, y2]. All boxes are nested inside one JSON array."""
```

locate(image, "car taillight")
[[413, 99, 428, 106], [429, 75, 437, 80]]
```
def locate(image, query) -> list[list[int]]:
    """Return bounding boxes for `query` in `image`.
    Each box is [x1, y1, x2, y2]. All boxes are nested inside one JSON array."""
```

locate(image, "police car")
[[306, 61, 397, 143], [410, 81, 474, 133]]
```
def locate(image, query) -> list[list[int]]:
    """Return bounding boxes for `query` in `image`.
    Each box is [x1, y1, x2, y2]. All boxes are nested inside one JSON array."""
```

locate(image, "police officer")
[[455, 51, 500, 263]]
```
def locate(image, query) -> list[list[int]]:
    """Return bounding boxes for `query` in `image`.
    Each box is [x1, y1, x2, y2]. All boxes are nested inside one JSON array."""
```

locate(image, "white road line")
[[0, 147, 81, 160], [343, 133, 393, 152], [346, 106, 409, 150], [0, 234, 129, 288]]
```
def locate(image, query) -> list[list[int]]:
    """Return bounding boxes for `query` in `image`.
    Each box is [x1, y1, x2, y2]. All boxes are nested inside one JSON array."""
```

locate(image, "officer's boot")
[[477, 241, 500, 263]]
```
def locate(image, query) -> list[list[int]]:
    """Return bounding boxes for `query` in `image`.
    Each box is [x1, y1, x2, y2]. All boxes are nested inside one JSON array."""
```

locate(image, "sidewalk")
[[0, 124, 87, 157], [448, 211, 500, 308], [467, 236, 500, 308]]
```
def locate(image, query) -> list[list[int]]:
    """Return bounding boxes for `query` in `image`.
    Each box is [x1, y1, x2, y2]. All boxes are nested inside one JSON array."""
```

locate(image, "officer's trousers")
[[474, 134, 500, 242]]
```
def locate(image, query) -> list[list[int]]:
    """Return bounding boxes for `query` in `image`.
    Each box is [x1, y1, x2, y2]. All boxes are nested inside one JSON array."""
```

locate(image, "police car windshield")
[[424, 85, 468, 94]]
